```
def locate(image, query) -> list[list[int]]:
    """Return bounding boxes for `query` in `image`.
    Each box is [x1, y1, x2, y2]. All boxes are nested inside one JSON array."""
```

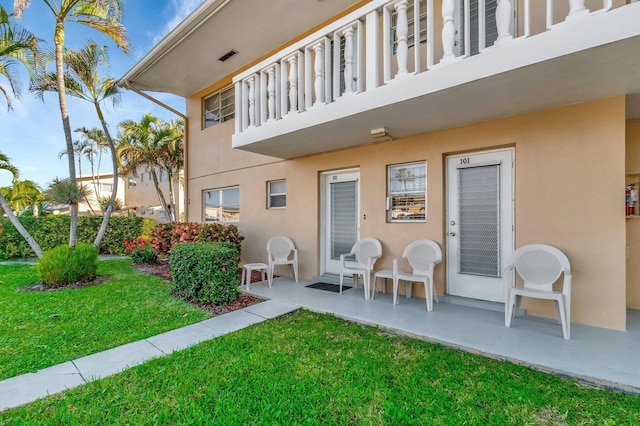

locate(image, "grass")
[[0, 259, 210, 381], [1, 310, 639, 424]]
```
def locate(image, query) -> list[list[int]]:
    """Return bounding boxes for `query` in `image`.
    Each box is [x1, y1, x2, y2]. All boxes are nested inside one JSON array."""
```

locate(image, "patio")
[[243, 276, 640, 394]]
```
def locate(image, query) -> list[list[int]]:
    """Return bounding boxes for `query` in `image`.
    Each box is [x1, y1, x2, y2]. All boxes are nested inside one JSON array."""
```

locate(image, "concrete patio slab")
[[146, 322, 224, 354], [73, 340, 163, 382]]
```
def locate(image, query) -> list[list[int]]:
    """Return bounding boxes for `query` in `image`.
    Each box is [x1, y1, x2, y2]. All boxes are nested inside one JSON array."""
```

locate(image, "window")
[[160, 169, 169, 182], [388, 162, 426, 222], [204, 186, 240, 223], [268, 180, 286, 209], [101, 183, 113, 193], [140, 206, 146, 215], [203, 86, 235, 129], [140, 173, 145, 183]]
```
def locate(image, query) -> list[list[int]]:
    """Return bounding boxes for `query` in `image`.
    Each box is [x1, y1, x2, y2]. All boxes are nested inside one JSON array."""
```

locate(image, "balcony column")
[[248, 76, 256, 128], [394, 0, 409, 76], [441, 0, 456, 63], [288, 56, 299, 113], [567, 0, 588, 19], [495, 0, 513, 45], [313, 42, 325, 105], [342, 25, 355, 94], [267, 66, 276, 121]]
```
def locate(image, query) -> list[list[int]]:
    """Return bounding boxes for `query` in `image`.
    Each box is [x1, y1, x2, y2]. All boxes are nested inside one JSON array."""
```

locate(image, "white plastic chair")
[[267, 236, 298, 283], [504, 244, 572, 339], [387, 239, 442, 311], [339, 237, 382, 299]]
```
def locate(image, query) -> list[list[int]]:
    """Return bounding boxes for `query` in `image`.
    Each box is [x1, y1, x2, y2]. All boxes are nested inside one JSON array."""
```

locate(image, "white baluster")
[[313, 42, 325, 105], [288, 56, 298, 113], [441, 0, 456, 63], [568, 0, 587, 15], [267, 66, 276, 121], [342, 26, 355, 94], [567, 0, 588, 19], [394, 0, 409, 76], [495, 0, 513, 45], [248, 76, 256, 127]]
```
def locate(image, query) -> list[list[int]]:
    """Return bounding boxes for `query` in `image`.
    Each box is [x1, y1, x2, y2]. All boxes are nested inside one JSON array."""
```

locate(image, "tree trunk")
[[0, 192, 43, 257], [151, 170, 172, 222], [93, 103, 118, 248], [54, 22, 78, 249]]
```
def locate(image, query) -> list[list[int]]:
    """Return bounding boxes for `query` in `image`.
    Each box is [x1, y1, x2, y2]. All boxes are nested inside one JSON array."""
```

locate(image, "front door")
[[322, 170, 360, 275], [446, 149, 514, 302]]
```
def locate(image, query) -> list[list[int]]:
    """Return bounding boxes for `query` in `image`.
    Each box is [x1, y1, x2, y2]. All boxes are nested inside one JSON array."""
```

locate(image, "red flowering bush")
[[150, 222, 243, 256], [123, 237, 157, 264]]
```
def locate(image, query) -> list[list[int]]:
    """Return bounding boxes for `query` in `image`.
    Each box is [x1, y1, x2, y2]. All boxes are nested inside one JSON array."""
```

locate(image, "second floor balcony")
[[232, 0, 640, 159]]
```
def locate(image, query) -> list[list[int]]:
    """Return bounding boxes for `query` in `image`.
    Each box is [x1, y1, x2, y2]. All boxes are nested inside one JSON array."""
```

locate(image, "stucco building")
[[123, 0, 640, 330]]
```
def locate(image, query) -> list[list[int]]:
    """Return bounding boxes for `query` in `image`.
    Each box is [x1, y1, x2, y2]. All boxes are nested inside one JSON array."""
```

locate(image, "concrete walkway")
[[0, 299, 300, 412]]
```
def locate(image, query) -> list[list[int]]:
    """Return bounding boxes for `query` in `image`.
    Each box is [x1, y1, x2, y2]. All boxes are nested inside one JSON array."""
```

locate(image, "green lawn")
[[0, 259, 210, 381], [1, 310, 638, 424]]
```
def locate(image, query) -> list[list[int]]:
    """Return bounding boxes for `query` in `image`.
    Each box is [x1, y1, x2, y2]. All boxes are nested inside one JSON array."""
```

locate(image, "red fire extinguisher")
[[627, 184, 636, 216]]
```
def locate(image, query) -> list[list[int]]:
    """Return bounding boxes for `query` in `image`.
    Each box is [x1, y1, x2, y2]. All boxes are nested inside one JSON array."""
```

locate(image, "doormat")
[[306, 282, 351, 293]]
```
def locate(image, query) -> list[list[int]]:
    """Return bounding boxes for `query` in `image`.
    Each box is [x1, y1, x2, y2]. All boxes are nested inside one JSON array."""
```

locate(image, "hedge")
[[170, 242, 239, 304], [0, 216, 145, 260]]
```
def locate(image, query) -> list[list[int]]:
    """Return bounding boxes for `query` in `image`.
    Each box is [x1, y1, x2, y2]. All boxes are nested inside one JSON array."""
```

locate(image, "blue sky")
[[0, 0, 204, 188]]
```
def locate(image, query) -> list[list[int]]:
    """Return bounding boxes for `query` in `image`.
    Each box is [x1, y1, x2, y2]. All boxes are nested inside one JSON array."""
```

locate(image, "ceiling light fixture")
[[370, 127, 389, 139]]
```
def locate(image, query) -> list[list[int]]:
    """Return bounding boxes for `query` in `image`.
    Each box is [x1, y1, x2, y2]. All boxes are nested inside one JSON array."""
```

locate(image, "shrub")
[[123, 237, 157, 264], [151, 222, 243, 257], [0, 216, 144, 259], [170, 242, 239, 305], [140, 218, 157, 239], [37, 243, 99, 288]]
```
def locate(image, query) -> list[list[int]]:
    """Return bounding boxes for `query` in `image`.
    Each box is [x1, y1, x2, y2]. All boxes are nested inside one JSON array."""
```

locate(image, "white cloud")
[[150, 0, 204, 48]]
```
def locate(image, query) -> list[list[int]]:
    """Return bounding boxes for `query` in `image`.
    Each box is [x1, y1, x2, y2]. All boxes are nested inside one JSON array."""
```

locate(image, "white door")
[[446, 149, 514, 303], [322, 170, 360, 275]]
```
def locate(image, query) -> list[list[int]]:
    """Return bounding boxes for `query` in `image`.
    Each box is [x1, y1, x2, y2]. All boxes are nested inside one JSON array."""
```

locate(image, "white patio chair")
[[339, 237, 382, 299], [504, 244, 572, 339], [386, 239, 442, 311], [267, 236, 299, 283]]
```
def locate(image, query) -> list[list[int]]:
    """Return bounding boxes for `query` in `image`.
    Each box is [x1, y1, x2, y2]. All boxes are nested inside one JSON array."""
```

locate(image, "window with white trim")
[[160, 169, 169, 182], [268, 180, 286, 209], [388, 162, 426, 222], [203, 86, 235, 129], [204, 186, 240, 223]]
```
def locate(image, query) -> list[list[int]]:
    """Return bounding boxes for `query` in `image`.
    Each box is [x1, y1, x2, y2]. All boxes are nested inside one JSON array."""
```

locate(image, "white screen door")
[[446, 149, 513, 302], [322, 170, 360, 275]]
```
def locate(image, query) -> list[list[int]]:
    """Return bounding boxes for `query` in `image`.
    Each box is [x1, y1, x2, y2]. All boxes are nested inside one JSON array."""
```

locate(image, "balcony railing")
[[233, 0, 620, 136]]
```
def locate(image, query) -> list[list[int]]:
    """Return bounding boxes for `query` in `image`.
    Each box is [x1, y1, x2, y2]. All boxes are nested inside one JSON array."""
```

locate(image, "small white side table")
[[241, 263, 271, 289]]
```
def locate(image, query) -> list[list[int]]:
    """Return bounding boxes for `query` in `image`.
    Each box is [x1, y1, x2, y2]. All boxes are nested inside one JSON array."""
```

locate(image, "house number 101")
[[459, 157, 470, 165]]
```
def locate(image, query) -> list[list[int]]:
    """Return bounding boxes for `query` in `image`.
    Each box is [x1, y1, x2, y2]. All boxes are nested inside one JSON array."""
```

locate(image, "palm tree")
[[2, 179, 45, 215], [0, 4, 38, 110], [0, 151, 43, 257], [59, 137, 97, 214], [14, 0, 129, 249], [117, 114, 176, 222], [157, 118, 184, 222]]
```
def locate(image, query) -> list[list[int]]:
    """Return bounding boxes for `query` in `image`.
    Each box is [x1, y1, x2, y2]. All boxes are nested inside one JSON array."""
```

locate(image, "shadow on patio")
[[243, 276, 640, 394]]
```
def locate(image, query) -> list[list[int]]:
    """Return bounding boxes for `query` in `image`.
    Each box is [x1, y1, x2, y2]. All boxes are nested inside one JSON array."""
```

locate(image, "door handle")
[[448, 232, 456, 237]]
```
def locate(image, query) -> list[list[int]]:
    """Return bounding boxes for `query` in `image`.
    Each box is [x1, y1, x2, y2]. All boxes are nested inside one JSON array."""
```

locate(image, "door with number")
[[322, 170, 360, 275], [446, 149, 514, 302]]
